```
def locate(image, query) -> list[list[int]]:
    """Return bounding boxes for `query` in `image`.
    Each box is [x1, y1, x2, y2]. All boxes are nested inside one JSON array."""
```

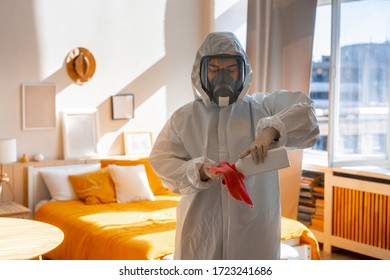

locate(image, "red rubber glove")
[[210, 161, 253, 208]]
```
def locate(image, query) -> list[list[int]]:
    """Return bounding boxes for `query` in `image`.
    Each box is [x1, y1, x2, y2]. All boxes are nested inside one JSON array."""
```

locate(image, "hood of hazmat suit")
[[149, 32, 319, 260], [191, 32, 252, 107]]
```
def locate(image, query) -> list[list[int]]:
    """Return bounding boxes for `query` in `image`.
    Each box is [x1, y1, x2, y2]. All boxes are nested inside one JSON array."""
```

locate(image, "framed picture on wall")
[[112, 93, 134, 120], [61, 109, 99, 159], [123, 131, 152, 156], [22, 83, 56, 130]]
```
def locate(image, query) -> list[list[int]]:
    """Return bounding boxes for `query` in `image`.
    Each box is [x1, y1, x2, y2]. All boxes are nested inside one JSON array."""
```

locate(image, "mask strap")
[[249, 102, 255, 141]]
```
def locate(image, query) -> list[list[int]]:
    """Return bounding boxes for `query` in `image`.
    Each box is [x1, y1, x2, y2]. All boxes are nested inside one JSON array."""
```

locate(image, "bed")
[[281, 217, 320, 260], [28, 158, 319, 260], [29, 158, 179, 260]]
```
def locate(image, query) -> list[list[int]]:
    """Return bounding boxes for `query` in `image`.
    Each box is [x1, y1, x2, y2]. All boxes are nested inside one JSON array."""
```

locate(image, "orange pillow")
[[69, 167, 116, 205], [100, 158, 169, 195]]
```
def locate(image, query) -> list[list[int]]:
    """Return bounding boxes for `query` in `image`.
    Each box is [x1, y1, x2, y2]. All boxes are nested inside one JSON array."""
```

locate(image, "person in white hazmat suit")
[[149, 32, 319, 259]]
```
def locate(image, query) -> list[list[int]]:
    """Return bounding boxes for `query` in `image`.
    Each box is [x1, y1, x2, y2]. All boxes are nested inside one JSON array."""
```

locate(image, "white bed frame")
[[27, 163, 101, 217]]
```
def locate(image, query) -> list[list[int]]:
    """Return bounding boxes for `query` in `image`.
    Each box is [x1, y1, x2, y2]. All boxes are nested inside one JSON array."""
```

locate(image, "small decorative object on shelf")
[[33, 154, 44, 162], [20, 153, 29, 163]]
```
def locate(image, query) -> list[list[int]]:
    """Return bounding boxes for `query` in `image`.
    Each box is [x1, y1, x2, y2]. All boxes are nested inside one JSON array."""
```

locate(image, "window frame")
[[307, 0, 390, 168]]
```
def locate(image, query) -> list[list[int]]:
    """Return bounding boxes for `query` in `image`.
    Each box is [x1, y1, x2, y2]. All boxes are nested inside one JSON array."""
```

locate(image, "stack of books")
[[298, 170, 324, 231]]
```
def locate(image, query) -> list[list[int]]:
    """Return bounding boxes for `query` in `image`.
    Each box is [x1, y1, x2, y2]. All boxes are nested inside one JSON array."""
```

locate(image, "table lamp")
[[0, 138, 17, 201]]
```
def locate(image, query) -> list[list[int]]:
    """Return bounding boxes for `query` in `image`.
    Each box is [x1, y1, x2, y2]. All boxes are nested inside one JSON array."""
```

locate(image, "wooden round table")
[[0, 217, 64, 260]]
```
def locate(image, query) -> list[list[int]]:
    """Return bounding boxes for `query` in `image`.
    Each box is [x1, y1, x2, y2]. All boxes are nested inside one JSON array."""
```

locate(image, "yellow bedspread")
[[35, 195, 319, 260], [281, 217, 320, 260], [35, 194, 180, 260]]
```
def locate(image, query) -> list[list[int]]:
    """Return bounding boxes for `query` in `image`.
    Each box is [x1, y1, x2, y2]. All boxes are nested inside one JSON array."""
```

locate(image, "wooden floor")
[[319, 245, 377, 260]]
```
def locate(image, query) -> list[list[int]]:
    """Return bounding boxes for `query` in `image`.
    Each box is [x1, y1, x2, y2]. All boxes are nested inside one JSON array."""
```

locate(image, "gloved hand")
[[239, 127, 280, 164], [199, 161, 221, 181]]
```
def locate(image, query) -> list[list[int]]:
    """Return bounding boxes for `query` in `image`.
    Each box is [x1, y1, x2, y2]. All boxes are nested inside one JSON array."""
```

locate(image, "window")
[[308, 0, 390, 166], [309, 3, 331, 155]]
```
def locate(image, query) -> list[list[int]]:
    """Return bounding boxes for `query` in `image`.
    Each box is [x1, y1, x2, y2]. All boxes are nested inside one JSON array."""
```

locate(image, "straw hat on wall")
[[65, 47, 96, 84]]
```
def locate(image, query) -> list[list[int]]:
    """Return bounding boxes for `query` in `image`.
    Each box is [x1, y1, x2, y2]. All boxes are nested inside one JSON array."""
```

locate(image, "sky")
[[313, 0, 390, 62]]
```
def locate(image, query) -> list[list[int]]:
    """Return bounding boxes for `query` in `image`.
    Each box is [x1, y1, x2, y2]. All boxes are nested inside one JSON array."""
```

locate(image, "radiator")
[[333, 186, 390, 250]]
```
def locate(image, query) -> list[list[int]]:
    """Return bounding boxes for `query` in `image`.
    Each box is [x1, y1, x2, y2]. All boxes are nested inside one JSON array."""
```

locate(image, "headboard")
[[27, 163, 101, 217]]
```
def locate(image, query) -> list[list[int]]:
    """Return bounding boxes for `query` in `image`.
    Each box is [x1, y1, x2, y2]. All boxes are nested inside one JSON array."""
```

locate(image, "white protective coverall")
[[149, 32, 319, 259]]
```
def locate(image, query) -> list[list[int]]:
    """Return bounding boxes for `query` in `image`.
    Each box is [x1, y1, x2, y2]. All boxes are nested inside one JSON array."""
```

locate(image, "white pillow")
[[108, 164, 155, 203], [40, 165, 100, 201]]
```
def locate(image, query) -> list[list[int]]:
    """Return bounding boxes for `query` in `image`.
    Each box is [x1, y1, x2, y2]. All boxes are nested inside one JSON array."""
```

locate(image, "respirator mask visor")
[[200, 55, 245, 107]]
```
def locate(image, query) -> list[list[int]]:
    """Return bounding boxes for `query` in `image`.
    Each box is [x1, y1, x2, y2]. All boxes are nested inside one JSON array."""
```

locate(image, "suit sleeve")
[[251, 90, 320, 149], [149, 114, 214, 195]]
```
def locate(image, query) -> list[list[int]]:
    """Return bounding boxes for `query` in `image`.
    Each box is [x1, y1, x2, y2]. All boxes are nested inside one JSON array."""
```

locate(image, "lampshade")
[[0, 139, 17, 163]]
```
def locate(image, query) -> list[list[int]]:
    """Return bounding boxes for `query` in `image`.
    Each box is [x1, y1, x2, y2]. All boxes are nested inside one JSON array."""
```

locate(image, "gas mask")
[[200, 55, 245, 107]]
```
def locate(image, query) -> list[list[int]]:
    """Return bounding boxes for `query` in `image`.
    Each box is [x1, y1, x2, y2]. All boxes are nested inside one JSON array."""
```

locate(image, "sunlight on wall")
[[25, 0, 169, 157], [128, 86, 167, 142], [0, 0, 221, 159], [98, 132, 121, 156], [214, 0, 242, 18], [97, 86, 167, 155], [213, 0, 247, 49], [32, 0, 167, 111]]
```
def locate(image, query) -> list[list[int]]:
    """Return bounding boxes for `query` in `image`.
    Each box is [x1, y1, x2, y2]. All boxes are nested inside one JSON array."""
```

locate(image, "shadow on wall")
[[42, 65, 72, 94], [8, 0, 207, 159], [97, 0, 204, 156], [0, 0, 40, 136], [0, 0, 74, 161]]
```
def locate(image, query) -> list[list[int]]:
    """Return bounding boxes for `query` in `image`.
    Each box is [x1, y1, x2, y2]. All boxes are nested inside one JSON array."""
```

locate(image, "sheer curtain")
[[246, 0, 317, 219]]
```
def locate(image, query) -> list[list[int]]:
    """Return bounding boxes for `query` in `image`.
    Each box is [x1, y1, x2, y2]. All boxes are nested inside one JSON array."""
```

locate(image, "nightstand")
[[0, 202, 31, 219]]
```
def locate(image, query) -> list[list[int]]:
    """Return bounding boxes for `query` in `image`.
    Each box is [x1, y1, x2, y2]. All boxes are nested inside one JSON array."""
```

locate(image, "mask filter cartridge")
[[210, 69, 237, 107]]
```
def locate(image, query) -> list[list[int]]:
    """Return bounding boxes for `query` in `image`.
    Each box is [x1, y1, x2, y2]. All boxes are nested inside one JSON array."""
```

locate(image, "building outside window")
[[308, 0, 390, 167]]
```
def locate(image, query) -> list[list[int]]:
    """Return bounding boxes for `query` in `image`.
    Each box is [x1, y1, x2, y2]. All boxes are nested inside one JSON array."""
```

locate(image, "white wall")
[[0, 0, 246, 161], [213, 0, 248, 48]]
